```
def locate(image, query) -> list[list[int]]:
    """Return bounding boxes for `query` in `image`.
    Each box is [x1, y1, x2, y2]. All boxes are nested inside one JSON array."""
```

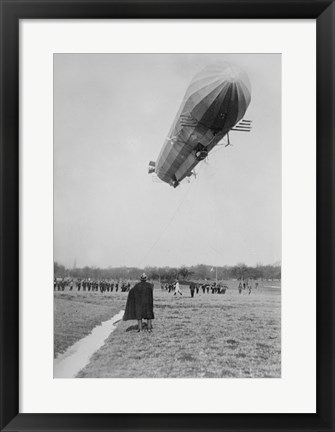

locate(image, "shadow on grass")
[[126, 323, 150, 332]]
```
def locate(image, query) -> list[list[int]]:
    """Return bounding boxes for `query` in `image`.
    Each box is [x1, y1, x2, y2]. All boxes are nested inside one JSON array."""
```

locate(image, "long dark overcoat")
[[123, 281, 154, 320]]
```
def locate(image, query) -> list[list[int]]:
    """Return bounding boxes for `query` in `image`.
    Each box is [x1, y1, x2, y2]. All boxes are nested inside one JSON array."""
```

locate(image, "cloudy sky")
[[54, 53, 281, 269]]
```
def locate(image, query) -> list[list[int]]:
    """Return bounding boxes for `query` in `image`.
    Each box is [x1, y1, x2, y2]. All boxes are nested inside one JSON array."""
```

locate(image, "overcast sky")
[[54, 54, 281, 269]]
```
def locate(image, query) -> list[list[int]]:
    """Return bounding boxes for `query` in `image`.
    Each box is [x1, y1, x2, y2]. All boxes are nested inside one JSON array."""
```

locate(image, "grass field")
[[54, 282, 280, 378]]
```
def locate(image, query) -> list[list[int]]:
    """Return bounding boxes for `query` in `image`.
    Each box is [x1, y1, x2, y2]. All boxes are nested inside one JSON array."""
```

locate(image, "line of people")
[[54, 278, 132, 293], [194, 282, 228, 296], [161, 280, 229, 297], [161, 279, 259, 297], [55, 277, 260, 296]]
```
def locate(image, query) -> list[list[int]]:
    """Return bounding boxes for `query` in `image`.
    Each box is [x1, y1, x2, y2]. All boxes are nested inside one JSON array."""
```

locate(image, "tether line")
[[138, 173, 198, 267]]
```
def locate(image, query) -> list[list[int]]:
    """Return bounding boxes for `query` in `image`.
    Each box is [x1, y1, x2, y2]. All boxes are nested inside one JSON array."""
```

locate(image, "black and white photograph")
[[53, 53, 281, 379]]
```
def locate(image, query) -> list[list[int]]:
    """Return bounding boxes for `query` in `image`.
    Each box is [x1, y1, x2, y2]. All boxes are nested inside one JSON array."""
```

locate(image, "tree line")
[[54, 262, 281, 282]]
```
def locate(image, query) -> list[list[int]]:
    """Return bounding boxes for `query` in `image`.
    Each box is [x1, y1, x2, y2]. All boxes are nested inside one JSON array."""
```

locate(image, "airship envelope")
[[150, 63, 252, 187]]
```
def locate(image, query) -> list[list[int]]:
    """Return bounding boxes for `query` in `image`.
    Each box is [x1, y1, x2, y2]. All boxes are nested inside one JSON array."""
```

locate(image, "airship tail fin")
[[148, 161, 156, 174], [232, 119, 252, 132]]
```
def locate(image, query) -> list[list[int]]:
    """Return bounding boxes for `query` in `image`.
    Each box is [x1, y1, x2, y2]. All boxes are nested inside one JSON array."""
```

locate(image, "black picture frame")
[[1, 1, 334, 431]]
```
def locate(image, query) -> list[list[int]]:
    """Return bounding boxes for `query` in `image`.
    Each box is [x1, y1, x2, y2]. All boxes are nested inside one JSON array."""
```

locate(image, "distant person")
[[238, 282, 242, 294], [189, 282, 196, 298], [123, 273, 154, 333], [174, 280, 182, 296]]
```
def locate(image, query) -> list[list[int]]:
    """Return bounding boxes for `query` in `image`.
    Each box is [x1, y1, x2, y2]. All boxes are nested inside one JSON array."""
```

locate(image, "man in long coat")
[[189, 282, 196, 298], [123, 273, 154, 332]]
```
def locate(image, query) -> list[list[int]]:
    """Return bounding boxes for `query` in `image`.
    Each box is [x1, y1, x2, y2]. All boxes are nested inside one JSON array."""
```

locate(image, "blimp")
[[148, 63, 252, 188]]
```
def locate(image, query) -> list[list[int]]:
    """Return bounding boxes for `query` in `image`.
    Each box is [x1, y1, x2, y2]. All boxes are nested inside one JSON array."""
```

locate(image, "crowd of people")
[[238, 280, 259, 295], [54, 277, 259, 296], [54, 278, 131, 293], [160, 280, 250, 296]]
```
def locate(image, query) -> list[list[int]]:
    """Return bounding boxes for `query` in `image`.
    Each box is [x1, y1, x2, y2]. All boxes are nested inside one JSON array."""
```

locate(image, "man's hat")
[[140, 273, 147, 281]]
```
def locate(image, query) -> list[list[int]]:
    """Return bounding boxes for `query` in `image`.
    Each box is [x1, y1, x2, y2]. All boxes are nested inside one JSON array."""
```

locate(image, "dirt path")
[[54, 310, 124, 378]]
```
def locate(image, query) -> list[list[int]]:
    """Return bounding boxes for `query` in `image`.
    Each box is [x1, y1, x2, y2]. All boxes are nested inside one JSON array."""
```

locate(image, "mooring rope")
[[138, 170, 199, 268]]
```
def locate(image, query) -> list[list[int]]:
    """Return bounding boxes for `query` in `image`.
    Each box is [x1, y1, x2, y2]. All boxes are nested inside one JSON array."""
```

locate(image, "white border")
[[20, 20, 316, 413]]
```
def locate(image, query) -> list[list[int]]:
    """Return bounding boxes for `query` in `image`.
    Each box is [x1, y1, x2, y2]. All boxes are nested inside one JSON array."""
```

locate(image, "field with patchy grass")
[[54, 281, 280, 378]]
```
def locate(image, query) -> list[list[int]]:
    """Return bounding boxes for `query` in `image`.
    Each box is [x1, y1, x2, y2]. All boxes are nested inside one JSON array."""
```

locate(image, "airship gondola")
[[148, 63, 252, 187]]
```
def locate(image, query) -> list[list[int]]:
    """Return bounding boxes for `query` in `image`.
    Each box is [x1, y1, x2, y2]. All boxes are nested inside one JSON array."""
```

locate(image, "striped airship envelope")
[[152, 63, 252, 188], [183, 63, 251, 131]]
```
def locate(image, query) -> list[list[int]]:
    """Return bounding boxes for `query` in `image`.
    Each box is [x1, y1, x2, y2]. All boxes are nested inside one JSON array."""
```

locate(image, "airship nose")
[[217, 64, 252, 92], [188, 62, 251, 97], [225, 65, 245, 82], [224, 64, 240, 76]]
